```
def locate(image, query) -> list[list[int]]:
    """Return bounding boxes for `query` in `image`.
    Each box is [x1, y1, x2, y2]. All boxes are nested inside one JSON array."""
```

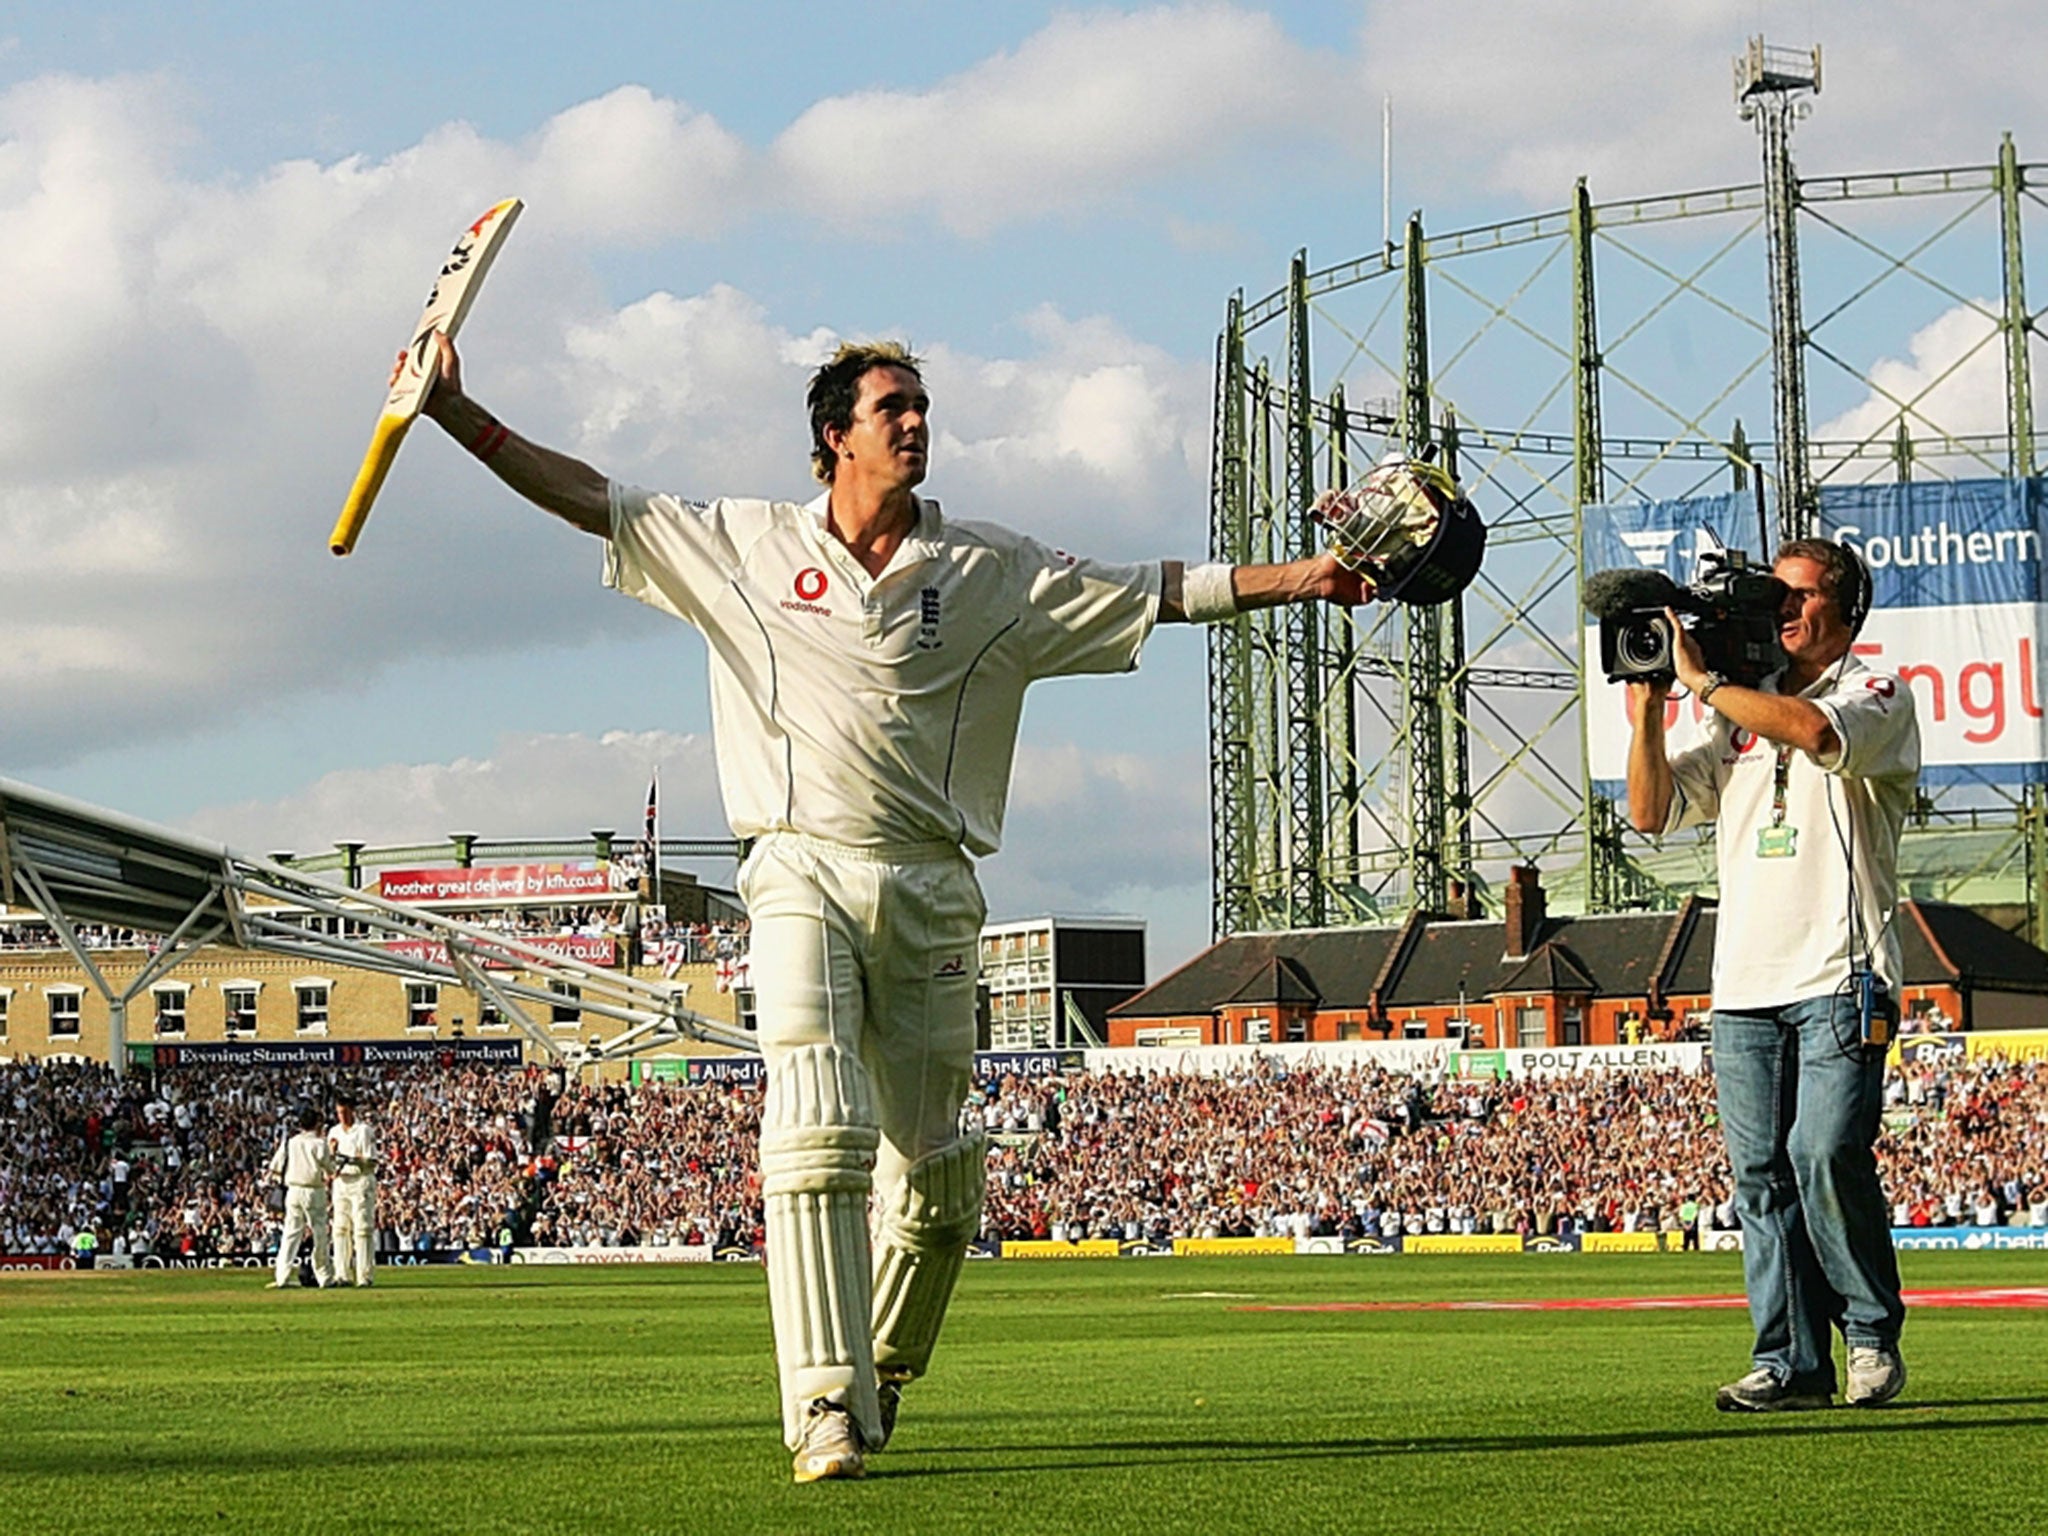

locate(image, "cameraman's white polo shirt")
[[605, 487, 1161, 855], [1664, 654, 1920, 1011]]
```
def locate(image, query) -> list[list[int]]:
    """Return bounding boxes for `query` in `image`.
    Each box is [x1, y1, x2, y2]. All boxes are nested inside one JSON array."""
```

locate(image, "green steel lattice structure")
[[1207, 92, 2048, 944]]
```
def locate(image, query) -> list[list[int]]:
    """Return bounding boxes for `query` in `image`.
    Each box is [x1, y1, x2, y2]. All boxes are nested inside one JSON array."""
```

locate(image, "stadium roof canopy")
[[0, 775, 755, 1072]]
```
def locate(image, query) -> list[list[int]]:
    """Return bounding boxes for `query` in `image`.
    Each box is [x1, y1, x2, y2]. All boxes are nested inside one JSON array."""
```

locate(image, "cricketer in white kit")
[[268, 1103, 339, 1289], [414, 332, 1371, 1482], [328, 1095, 378, 1287]]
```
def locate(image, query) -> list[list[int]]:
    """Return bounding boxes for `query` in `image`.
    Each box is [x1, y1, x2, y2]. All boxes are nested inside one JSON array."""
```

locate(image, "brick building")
[[1107, 866, 2048, 1049]]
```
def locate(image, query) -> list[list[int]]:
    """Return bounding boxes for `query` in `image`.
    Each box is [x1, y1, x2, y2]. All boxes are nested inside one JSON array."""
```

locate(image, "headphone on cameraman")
[[1832, 539, 1873, 638], [1772, 538, 1873, 639]]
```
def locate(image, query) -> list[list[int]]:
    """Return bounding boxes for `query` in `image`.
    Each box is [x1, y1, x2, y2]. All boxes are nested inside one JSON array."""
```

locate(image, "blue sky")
[[5, 2, 2045, 973]]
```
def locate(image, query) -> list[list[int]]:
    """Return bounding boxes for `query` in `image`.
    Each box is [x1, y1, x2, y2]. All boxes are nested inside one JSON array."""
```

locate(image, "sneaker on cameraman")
[[1715, 1367, 1833, 1413], [1846, 1345, 1906, 1408], [792, 1397, 865, 1483]]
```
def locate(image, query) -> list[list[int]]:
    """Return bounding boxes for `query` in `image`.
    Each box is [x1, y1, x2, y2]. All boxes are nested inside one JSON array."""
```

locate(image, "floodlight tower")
[[1737, 36, 1823, 543]]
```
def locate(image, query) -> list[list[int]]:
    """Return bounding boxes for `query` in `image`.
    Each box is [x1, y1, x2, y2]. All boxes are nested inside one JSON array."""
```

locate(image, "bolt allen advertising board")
[[1585, 477, 2048, 791]]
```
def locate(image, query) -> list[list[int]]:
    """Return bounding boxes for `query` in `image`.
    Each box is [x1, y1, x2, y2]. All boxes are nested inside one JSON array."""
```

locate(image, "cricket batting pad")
[[871, 1129, 988, 1382], [761, 1042, 882, 1449]]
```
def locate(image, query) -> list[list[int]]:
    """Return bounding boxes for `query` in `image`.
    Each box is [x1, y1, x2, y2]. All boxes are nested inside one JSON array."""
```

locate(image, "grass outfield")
[[4, 1255, 2047, 1534]]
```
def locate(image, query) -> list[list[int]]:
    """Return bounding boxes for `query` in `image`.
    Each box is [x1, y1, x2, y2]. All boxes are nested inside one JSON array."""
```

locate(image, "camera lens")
[[1617, 617, 1671, 672]]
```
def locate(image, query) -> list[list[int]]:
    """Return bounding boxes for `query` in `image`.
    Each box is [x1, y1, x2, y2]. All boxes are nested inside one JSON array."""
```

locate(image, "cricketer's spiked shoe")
[[874, 1368, 913, 1451], [792, 1399, 865, 1483]]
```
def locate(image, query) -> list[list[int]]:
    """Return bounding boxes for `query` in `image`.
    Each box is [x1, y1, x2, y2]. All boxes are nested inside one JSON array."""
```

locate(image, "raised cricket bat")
[[328, 197, 524, 556]]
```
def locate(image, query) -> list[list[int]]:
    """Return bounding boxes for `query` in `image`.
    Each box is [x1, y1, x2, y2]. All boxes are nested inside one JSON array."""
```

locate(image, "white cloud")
[[1813, 300, 2010, 449], [553, 289, 1210, 559], [977, 736, 1213, 974], [999, 738, 1207, 887], [180, 729, 721, 855], [0, 58, 1236, 775], [524, 86, 751, 244], [556, 283, 829, 490], [1359, 1, 2048, 206], [771, 4, 1338, 235], [923, 307, 1211, 554]]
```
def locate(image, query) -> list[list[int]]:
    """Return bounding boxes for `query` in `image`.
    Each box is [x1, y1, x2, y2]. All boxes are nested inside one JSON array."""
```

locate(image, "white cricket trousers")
[[331, 1178, 375, 1285], [740, 832, 984, 1446], [275, 1186, 334, 1287]]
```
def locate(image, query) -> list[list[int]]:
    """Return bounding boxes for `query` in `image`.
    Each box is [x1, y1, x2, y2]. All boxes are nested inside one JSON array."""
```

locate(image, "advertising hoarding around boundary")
[[1891, 1029, 2048, 1066], [17, 1228, 2047, 1272], [137, 1039, 524, 1069]]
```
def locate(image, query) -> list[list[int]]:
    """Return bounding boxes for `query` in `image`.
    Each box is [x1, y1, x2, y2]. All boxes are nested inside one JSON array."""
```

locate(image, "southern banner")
[[1584, 476, 2048, 793]]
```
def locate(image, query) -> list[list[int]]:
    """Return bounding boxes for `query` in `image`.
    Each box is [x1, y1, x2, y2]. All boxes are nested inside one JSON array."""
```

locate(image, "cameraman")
[[1626, 539, 1919, 1413]]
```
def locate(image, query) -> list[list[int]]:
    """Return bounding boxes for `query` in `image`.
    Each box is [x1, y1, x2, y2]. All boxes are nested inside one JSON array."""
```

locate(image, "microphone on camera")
[[1583, 566, 1685, 620]]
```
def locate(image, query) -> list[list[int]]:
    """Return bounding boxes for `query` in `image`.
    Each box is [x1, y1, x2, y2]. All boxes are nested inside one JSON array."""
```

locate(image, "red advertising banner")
[[378, 864, 613, 904], [381, 933, 618, 970]]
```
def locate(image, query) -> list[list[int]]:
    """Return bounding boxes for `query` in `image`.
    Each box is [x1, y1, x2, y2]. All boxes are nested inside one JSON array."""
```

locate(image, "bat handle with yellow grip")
[[329, 413, 416, 557]]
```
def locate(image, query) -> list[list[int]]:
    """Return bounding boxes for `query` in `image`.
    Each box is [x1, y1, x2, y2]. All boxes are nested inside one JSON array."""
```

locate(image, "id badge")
[[1756, 824, 1798, 859]]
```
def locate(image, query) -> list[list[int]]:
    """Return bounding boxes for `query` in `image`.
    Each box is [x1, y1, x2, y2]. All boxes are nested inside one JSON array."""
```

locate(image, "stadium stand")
[[4, 1050, 2044, 1261]]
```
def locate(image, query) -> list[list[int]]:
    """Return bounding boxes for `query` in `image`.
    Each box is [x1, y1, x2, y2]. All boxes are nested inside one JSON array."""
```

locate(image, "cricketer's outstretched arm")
[[417, 333, 612, 539], [1158, 555, 1374, 623]]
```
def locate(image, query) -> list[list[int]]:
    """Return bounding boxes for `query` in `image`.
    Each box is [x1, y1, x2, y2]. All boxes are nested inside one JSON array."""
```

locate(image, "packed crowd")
[[0, 919, 150, 952], [0, 1059, 543, 1258], [639, 917, 750, 971], [534, 1079, 760, 1249], [976, 1056, 2048, 1240], [3, 1050, 2044, 1258], [5, 911, 750, 961], [976, 1062, 1730, 1241]]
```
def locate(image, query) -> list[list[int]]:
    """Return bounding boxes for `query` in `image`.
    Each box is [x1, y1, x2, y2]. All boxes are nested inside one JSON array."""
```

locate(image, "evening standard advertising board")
[[1584, 476, 2048, 792]]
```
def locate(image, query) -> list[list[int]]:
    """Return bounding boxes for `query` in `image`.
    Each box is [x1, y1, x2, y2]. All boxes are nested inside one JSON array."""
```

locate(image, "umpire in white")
[[328, 1093, 378, 1287], [415, 331, 1371, 1481], [267, 1102, 338, 1289]]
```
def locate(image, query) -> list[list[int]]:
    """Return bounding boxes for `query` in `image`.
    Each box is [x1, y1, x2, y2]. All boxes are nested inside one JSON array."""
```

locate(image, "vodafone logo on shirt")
[[783, 567, 833, 617]]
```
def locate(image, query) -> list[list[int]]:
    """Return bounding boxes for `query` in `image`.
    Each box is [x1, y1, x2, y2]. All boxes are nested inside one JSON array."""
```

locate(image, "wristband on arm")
[[468, 420, 510, 462], [1181, 563, 1240, 623]]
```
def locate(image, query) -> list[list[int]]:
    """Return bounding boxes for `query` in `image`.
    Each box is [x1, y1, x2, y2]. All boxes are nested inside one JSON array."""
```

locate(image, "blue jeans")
[[1713, 992, 1905, 1387]]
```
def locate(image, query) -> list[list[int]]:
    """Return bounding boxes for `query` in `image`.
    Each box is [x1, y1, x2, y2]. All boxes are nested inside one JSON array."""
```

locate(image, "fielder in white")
[[328, 1094, 378, 1287], [413, 332, 1370, 1481], [268, 1103, 338, 1289]]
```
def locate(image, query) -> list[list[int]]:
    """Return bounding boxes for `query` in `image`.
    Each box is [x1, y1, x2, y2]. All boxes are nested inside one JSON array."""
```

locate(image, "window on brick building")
[[549, 981, 580, 1028], [154, 987, 188, 1037], [223, 985, 258, 1036], [407, 983, 439, 1032], [49, 989, 83, 1038], [295, 981, 331, 1035]]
